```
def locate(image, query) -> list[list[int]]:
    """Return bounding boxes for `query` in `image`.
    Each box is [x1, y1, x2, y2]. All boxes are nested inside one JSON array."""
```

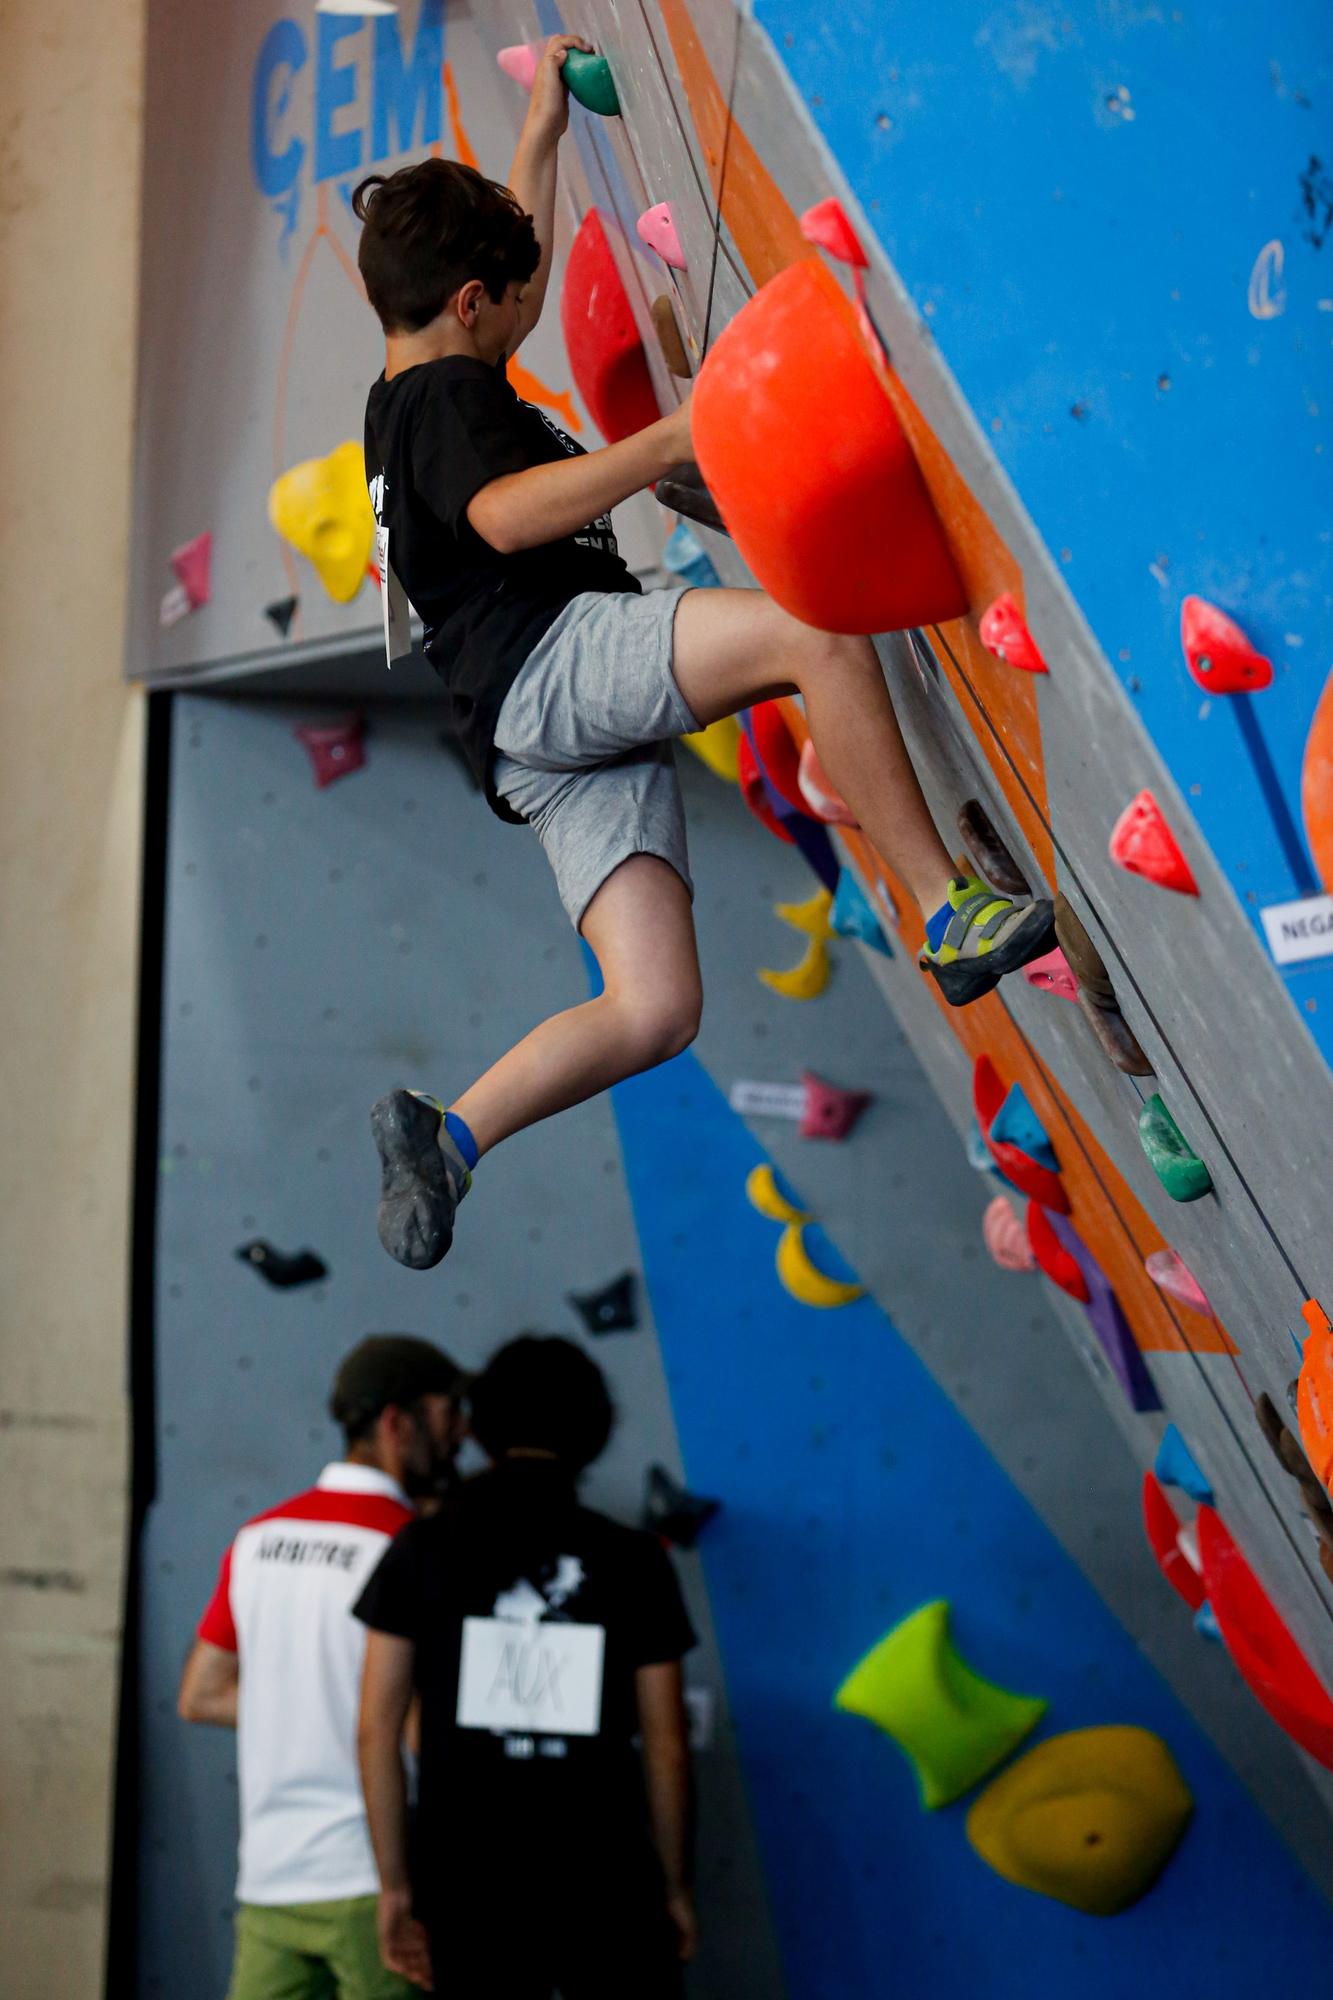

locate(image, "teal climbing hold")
[[1138, 1094, 1213, 1202], [563, 49, 620, 115], [989, 1084, 1059, 1175], [1194, 1601, 1222, 1644], [830, 868, 892, 955], [1155, 1424, 1214, 1505]]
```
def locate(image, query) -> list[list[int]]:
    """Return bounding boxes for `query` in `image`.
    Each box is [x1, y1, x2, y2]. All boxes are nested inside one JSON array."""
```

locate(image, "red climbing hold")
[[1180, 596, 1273, 695], [560, 210, 661, 445], [800, 1071, 872, 1141], [295, 716, 366, 789], [737, 734, 795, 845], [750, 701, 814, 818], [979, 593, 1048, 675], [1198, 1505, 1333, 1769], [1298, 1297, 1333, 1493], [973, 1056, 1071, 1213], [1026, 1201, 1090, 1302], [692, 260, 965, 634], [171, 531, 213, 610], [1108, 791, 1200, 896], [798, 739, 858, 827], [799, 197, 867, 268], [1141, 1472, 1207, 1612]]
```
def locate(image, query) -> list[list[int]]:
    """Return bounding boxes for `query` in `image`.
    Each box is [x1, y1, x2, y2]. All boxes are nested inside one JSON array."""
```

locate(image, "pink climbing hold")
[[799, 196, 868, 269], [1145, 1248, 1212, 1317], [171, 531, 213, 610], [497, 42, 542, 91], [983, 1195, 1035, 1274], [797, 740, 859, 827], [1108, 791, 1200, 896], [1180, 596, 1273, 695], [800, 1071, 872, 1142], [295, 716, 367, 790], [979, 593, 1048, 675], [1021, 947, 1079, 1003], [637, 202, 686, 270]]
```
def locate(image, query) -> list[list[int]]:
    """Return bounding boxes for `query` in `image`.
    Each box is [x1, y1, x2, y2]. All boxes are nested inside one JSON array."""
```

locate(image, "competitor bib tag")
[[456, 1617, 606, 1737], [376, 525, 412, 668]]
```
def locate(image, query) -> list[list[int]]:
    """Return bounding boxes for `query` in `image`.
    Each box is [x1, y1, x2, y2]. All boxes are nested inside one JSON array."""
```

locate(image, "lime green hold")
[[563, 50, 620, 116], [834, 1600, 1048, 1810], [1138, 1093, 1213, 1202]]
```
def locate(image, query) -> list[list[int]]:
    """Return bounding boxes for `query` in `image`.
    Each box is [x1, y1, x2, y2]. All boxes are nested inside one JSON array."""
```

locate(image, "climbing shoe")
[[919, 876, 1056, 1007], [370, 1088, 471, 1271]]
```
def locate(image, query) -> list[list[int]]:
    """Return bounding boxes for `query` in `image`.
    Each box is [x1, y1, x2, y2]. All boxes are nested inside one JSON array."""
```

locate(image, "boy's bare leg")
[[449, 854, 702, 1157]]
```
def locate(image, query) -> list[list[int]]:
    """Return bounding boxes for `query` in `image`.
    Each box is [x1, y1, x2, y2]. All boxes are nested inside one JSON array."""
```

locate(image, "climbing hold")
[[759, 936, 830, 1002], [1141, 1472, 1207, 1610], [171, 531, 213, 611], [1021, 947, 1079, 1002], [1026, 1202, 1090, 1302], [1077, 992, 1154, 1077], [748, 703, 812, 818], [269, 442, 376, 603], [834, 1600, 1047, 1810], [799, 196, 867, 268], [1144, 1248, 1211, 1317], [775, 885, 834, 941], [737, 735, 795, 845], [966, 1726, 1193, 1917], [1154, 1425, 1214, 1505], [1297, 1296, 1333, 1492], [776, 1223, 865, 1308], [562, 48, 620, 116], [1256, 1391, 1333, 1574], [1050, 1215, 1161, 1411], [1108, 792, 1200, 896], [1180, 596, 1273, 695], [1194, 1602, 1222, 1643], [680, 715, 740, 781], [1052, 893, 1115, 1006], [956, 801, 1030, 898], [830, 869, 892, 954], [983, 1194, 1036, 1273], [692, 259, 965, 633], [1138, 1095, 1213, 1203], [664, 520, 720, 590], [236, 1241, 328, 1289], [979, 593, 1049, 676], [973, 1058, 1070, 1212], [568, 1270, 638, 1335], [264, 594, 298, 638], [796, 740, 858, 826], [1197, 1504, 1333, 1770], [496, 41, 542, 90], [295, 716, 367, 789], [656, 459, 728, 536], [1301, 666, 1333, 894], [745, 1163, 810, 1225], [560, 210, 659, 445], [651, 294, 693, 378], [990, 1087, 1060, 1176], [643, 1464, 719, 1549], [637, 201, 686, 268], [800, 1071, 872, 1142]]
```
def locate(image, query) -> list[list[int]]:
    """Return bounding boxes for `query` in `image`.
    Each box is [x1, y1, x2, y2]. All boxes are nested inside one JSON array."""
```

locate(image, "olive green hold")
[[1138, 1093, 1213, 1202], [563, 50, 620, 116]]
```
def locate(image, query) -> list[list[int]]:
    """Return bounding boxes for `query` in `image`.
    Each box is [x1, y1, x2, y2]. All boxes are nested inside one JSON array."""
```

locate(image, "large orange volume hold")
[[691, 259, 967, 633], [559, 210, 661, 445]]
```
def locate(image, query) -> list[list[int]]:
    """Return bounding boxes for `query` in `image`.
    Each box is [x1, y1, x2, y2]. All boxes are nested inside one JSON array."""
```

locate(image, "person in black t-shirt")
[[355, 38, 1056, 1274], [354, 1336, 697, 1998]]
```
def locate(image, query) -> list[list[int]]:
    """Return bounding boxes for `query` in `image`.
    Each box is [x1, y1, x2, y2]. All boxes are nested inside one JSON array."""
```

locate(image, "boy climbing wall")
[[357, 36, 1055, 1271]]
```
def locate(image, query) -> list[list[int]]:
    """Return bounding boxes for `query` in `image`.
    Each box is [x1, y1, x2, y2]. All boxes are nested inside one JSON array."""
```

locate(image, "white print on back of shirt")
[[455, 1553, 604, 1739], [525, 404, 619, 557]]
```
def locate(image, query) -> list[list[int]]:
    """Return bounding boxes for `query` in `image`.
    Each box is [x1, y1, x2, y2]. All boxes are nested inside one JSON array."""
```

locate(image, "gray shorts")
[[493, 586, 699, 929]]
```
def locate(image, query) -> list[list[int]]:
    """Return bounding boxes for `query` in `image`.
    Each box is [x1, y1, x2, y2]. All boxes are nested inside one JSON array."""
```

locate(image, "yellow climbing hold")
[[775, 885, 835, 940], [759, 935, 830, 1000], [776, 1222, 865, 1309], [966, 1726, 1193, 1915], [681, 716, 741, 782], [268, 441, 376, 603], [835, 1600, 1047, 1809], [745, 1163, 810, 1225]]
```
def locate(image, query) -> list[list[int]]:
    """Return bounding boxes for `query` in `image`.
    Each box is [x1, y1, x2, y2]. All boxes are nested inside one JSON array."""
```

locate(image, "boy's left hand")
[[527, 35, 592, 142]]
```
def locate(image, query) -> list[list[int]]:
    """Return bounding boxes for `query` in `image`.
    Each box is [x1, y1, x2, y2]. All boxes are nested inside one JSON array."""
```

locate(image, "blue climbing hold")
[[1154, 1423, 1214, 1506], [664, 520, 721, 589], [989, 1084, 1059, 1175], [830, 868, 892, 955], [1194, 1601, 1222, 1645]]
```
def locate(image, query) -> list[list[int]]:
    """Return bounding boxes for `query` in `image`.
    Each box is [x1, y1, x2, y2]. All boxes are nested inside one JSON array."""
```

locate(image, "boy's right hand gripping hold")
[[371, 1090, 472, 1270]]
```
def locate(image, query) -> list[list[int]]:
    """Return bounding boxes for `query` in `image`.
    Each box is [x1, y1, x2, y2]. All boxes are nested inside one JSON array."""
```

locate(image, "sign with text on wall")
[[1261, 893, 1333, 967]]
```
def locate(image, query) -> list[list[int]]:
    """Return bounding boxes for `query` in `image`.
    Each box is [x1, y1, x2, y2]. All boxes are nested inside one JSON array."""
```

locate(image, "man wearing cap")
[[178, 1334, 465, 2000]]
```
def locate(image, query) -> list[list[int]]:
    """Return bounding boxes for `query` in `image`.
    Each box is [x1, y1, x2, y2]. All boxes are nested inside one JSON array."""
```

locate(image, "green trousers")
[[227, 1897, 417, 2000]]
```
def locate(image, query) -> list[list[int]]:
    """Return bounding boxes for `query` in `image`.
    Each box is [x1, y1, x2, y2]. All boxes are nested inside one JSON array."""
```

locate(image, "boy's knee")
[[617, 985, 702, 1068]]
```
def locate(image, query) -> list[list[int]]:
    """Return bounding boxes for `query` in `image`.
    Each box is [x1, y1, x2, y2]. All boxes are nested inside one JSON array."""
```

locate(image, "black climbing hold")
[[569, 1271, 639, 1335], [236, 1240, 328, 1289], [956, 800, 1030, 897], [1053, 893, 1116, 1007], [657, 461, 731, 538], [643, 1463, 720, 1549], [1077, 990, 1153, 1077], [264, 595, 298, 638]]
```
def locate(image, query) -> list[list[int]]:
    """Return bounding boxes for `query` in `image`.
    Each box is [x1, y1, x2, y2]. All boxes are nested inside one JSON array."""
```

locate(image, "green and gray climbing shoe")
[[919, 875, 1056, 1007], [370, 1088, 471, 1270]]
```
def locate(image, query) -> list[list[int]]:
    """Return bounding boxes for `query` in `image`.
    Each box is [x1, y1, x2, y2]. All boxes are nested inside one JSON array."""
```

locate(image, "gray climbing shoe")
[[370, 1089, 471, 1271], [919, 875, 1056, 1007]]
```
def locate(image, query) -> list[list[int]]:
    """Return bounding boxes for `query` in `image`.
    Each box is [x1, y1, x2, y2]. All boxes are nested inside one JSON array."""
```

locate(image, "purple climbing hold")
[[1049, 1214, 1161, 1413]]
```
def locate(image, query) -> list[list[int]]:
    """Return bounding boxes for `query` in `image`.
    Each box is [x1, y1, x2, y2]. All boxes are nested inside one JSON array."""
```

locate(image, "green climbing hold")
[[563, 49, 620, 116], [1137, 1094, 1213, 1203], [834, 1599, 1048, 1810]]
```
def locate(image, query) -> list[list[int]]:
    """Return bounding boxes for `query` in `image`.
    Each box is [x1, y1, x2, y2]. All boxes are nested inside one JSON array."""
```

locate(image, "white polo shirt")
[[197, 1462, 414, 1906]]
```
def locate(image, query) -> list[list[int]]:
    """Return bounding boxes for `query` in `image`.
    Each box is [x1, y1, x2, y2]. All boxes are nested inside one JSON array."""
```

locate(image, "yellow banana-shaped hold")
[[758, 934, 830, 1001], [776, 1222, 866, 1309], [269, 441, 376, 603], [681, 715, 741, 782], [775, 885, 834, 941], [745, 1163, 811, 1225]]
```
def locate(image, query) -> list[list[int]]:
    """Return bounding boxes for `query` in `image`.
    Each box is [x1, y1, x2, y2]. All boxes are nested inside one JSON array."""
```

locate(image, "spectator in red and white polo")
[[178, 1334, 466, 2000]]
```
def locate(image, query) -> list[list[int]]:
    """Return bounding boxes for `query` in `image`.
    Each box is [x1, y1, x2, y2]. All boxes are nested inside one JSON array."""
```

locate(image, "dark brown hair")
[[352, 159, 540, 333]]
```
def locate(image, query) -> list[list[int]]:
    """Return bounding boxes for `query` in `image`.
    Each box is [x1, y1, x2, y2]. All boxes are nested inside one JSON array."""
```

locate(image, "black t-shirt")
[[364, 358, 639, 819], [354, 1460, 696, 1884]]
